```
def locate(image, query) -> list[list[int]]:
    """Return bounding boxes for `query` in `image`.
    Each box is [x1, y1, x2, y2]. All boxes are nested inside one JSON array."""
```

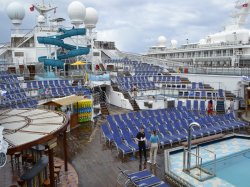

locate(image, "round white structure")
[[67, 1, 86, 27], [37, 15, 45, 25], [199, 38, 206, 45], [171, 39, 178, 48], [158, 36, 167, 47], [6, 2, 25, 26], [84, 7, 98, 29]]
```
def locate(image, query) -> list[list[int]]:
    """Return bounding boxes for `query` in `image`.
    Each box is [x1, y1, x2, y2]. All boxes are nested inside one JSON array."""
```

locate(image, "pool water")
[[203, 150, 250, 187], [168, 137, 250, 187]]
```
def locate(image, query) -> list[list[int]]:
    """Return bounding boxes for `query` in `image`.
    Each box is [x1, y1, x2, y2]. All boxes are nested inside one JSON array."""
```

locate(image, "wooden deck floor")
[[0, 106, 166, 187], [55, 105, 173, 186]]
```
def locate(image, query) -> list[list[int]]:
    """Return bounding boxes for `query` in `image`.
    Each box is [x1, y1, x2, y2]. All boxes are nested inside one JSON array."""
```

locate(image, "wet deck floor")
[[5, 106, 249, 186], [0, 106, 173, 187], [55, 105, 172, 186]]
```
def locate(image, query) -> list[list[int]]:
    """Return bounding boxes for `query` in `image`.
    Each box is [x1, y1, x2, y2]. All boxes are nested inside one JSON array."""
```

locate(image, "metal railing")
[[181, 66, 250, 76], [14, 27, 36, 48], [148, 42, 250, 53], [183, 146, 216, 181], [117, 50, 185, 69], [114, 49, 250, 76]]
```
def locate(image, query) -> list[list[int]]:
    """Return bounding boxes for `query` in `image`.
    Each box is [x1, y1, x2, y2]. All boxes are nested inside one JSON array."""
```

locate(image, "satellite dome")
[[37, 15, 45, 25], [171, 39, 178, 48], [199, 39, 206, 45], [84, 7, 98, 29], [158, 36, 166, 47], [67, 1, 86, 27], [6, 2, 25, 26]]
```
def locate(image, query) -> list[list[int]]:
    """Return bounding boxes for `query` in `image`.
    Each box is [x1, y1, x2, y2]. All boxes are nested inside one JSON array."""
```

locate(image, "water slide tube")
[[37, 28, 90, 69]]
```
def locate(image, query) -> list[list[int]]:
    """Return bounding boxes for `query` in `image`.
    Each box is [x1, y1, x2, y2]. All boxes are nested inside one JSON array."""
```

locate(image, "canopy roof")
[[0, 109, 67, 154], [41, 95, 85, 107]]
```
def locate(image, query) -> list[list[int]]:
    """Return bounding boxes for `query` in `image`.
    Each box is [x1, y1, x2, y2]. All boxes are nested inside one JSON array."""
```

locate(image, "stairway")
[[124, 71, 131, 76], [203, 84, 214, 91], [122, 92, 140, 111], [123, 92, 130, 99], [100, 102, 110, 115], [129, 99, 140, 111], [112, 85, 120, 92], [216, 100, 225, 114], [99, 63, 106, 71], [225, 91, 236, 100], [180, 77, 191, 84]]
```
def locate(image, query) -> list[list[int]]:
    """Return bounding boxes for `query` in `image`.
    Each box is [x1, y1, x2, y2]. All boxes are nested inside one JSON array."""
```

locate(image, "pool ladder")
[[183, 146, 217, 182]]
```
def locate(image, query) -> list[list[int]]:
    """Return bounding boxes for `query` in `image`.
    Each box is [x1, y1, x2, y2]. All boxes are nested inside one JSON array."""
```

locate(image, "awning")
[[71, 61, 86, 66], [41, 95, 86, 107]]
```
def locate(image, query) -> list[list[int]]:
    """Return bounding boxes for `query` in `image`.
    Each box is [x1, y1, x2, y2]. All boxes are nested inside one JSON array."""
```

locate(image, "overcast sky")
[[0, 0, 246, 53]]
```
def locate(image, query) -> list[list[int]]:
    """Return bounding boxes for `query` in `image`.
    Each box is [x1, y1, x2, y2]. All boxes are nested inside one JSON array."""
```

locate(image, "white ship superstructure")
[[0, 1, 99, 73], [147, 0, 250, 68]]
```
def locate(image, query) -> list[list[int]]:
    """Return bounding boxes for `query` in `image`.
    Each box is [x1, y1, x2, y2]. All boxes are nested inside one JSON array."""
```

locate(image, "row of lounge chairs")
[[0, 74, 19, 84], [118, 76, 181, 84], [153, 76, 180, 83], [26, 80, 71, 90], [39, 87, 91, 98], [101, 107, 247, 159], [120, 82, 156, 92], [0, 72, 38, 109], [178, 90, 224, 99]]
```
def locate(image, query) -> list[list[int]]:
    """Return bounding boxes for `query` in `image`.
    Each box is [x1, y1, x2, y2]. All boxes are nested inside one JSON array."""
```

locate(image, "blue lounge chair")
[[122, 129, 139, 151], [186, 100, 192, 110], [101, 124, 113, 144], [113, 135, 134, 158], [133, 176, 162, 187], [193, 100, 199, 111]]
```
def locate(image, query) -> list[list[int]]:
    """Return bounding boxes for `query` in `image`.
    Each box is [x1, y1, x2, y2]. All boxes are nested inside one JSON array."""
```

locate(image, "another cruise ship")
[[147, 0, 250, 69]]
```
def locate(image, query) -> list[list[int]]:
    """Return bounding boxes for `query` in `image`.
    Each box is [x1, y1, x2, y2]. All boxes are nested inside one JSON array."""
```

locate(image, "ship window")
[[93, 52, 100, 56], [14, 52, 24, 57]]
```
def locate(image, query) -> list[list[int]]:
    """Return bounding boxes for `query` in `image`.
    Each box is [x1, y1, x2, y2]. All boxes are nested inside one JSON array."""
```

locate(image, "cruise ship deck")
[[0, 106, 172, 187]]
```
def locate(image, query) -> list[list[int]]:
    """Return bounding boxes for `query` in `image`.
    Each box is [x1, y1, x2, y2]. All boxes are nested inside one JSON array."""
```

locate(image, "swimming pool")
[[165, 135, 250, 187], [203, 149, 250, 187]]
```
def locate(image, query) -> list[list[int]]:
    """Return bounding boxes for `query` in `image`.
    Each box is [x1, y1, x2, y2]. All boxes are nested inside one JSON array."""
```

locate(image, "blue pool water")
[[203, 149, 250, 187]]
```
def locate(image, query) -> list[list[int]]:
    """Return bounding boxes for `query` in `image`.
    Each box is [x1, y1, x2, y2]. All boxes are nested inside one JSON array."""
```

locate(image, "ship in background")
[[0, 0, 249, 108], [146, 0, 250, 72]]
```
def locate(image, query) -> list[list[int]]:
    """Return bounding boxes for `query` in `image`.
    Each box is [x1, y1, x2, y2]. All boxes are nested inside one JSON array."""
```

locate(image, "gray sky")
[[0, 0, 246, 53]]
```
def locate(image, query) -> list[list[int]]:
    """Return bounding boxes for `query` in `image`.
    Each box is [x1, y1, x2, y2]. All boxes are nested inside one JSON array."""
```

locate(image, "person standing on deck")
[[147, 130, 159, 165], [207, 100, 213, 115], [132, 84, 138, 99], [136, 127, 147, 163]]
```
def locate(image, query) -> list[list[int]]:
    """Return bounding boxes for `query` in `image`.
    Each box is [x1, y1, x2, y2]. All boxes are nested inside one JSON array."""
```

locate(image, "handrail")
[[183, 146, 216, 181], [14, 26, 37, 47], [118, 50, 184, 67], [198, 146, 215, 155]]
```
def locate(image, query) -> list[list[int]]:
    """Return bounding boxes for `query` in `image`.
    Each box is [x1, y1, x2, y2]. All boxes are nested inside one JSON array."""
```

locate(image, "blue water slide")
[[56, 28, 86, 39], [37, 28, 89, 68], [38, 56, 64, 69]]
